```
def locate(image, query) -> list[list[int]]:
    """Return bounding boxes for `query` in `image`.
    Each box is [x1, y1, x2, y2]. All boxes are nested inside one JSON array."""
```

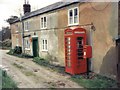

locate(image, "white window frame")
[[41, 39, 48, 51], [24, 39, 30, 50], [40, 16, 47, 29], [68, 7, 79, 26], [24, 21, 30, 31], [16, 38, 19, 46]]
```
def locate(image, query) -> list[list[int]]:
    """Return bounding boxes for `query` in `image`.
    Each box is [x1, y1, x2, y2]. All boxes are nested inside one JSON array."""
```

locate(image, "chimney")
[[23, 0, 31, 14]]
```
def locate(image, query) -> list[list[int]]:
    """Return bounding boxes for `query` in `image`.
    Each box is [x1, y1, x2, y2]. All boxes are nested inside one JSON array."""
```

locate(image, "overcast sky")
[[0, 0, 61, 30], [0, 0, 118, 30]]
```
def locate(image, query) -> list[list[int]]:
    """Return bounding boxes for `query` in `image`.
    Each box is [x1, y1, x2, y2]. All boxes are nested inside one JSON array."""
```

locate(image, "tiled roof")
[[11, 0, 86, 24]]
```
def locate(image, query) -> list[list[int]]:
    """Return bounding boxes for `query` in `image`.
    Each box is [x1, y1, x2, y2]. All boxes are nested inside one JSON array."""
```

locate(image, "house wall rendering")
[[10, 2, 118, 79], [80, 2, 118, 79]]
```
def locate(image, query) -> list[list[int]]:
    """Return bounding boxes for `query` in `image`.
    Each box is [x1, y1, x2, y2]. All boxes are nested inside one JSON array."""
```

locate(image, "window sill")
[[41, 50, 48, 52], [16, 31, 19, 33], [25, 48, 31, 50], [40, 28, 47, 30], [68, 23, 79, 27], [24, 30, 29, 32]]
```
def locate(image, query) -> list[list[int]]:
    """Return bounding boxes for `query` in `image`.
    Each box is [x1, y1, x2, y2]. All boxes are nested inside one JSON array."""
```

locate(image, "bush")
[[2, 40, 12, 47], [7, 48, 33, 59], [33, 57, 49, 67], [14, 46, 22, 54], [0, 39, 12, 49], [7, 46, 22, 55], [7, 49, 14, 55]]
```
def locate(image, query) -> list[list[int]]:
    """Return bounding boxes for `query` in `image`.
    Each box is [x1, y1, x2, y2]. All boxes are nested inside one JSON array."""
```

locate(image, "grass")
[[71, 74, 117, 89], [33, 57, 65, 74], [0, 69, 18, 89], [8, 51, 118, 88], [49, 82, 57, 89], [33, 57, 118, 89], [23, 71, 36, 77], [12, 63, 25, 70], [13, 62, 36, 77]]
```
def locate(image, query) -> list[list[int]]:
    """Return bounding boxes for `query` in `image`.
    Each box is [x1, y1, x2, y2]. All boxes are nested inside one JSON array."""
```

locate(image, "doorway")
[[32, 37, 39, 57]]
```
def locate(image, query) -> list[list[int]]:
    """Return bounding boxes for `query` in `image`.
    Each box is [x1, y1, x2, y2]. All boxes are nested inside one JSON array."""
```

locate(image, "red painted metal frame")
[[64, 27, 89, 75], [64, 28, 92, 75]]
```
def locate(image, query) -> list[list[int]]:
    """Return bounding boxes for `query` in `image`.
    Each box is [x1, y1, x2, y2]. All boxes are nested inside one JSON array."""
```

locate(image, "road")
[[1, 49, 82, 88]]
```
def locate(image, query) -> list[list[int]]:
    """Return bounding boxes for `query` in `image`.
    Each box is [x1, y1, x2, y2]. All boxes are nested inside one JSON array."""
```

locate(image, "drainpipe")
[[20, 14, 25, 53]]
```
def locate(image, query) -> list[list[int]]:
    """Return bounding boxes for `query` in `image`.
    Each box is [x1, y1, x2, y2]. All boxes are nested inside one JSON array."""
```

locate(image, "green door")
[[32, 37, 39, 57]]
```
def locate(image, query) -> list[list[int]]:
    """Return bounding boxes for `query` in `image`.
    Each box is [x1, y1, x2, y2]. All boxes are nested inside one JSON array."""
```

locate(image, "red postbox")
[[64, 27, 92, 75]]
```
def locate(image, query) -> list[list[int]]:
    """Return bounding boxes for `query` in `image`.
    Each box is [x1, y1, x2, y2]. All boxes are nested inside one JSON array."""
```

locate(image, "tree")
[[6, 16, 18, 24], [0, 27, 11, 41]]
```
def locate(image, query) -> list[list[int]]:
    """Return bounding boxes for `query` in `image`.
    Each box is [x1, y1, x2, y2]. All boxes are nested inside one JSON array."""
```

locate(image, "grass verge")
[[0, 69, 18, 89], [71, 74, 117, 89], [12, 63, 25, 70], [33, 57, 118, 88], [12, 63, 36, 77], [33, 57, 65, 74]]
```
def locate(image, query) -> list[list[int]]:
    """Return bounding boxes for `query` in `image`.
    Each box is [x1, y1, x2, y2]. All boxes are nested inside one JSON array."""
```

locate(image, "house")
[[10, 0, 119, 79]]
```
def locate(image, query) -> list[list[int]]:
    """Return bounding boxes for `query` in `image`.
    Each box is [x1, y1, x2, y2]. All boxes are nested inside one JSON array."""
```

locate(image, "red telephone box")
[[64, 27, 92, 75]]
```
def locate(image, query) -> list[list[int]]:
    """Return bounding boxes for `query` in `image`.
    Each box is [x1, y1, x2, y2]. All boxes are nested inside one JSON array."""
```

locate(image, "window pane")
[[69, 10, 73, 17], [44, 17, 46, 22], [41, 18, 43, 22], [74, 8, 78, 16], [24, 22, 26, 30], [41, 24, 43, 28], [27, 40, 28, 44], [74, 16, 78, 23], [44, 17, 47, 28], [69, 10, 73, 24], [28, 22, 30, 30], [45, 40, 47, 44], [70, 17, 73, 24], [74, 8, 78, 23], [27, 22, 28, 30], [43, 40, 44, 50], [41, 18, 43, 28], [44, 22, 46, 28], [43, 40, 44, 44], [43, 45, 44, 49], [45, 44, 47, 50], [45, 40, 47, 50]]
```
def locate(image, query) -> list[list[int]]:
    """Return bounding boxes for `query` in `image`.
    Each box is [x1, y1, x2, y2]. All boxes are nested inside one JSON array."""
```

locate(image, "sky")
[[0, 0, 118, 30], [0, 0, 61, 30]]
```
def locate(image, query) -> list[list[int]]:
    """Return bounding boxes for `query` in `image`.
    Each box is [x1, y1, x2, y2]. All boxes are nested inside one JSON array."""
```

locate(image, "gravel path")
[[1, 49, 83, 88]]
